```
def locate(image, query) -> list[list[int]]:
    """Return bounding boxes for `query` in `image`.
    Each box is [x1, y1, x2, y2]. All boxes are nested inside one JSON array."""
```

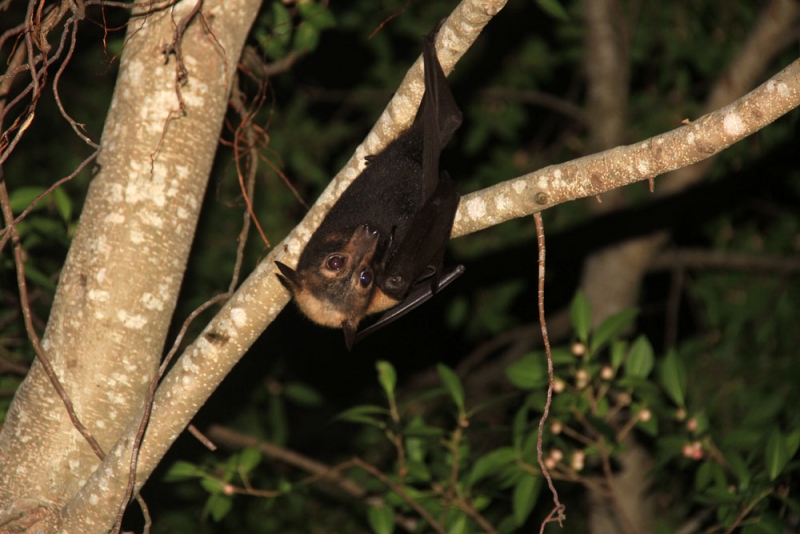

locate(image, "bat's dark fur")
[[276, 24, 463, 349]]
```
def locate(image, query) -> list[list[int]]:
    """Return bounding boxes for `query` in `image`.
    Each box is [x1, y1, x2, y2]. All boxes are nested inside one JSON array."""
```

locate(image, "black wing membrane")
[[358, 24, 465, 344], [354, 265, 465, 345], [419, 28, 463, 200], [379, 173, 460, 300]]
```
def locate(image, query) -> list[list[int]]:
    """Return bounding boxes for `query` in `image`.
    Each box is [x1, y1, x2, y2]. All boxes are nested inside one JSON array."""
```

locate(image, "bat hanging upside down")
[[275, 23, 464, 350]]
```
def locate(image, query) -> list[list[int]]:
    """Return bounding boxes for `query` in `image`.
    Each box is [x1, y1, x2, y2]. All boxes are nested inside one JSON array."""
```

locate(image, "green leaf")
[[437, 364, 465, 413], [262, 2, 292, 59], [404, 418, 428, 462], [283, 381, 323, 407], [448, 513, 468, 534], [27, 216, 63, 236], [238, 447, 261, 474], [513, 473, 541, 526], [224, 453, 239, 482], [278, 478, 292, 493], [446, 296, 469, 328], [659, 349, 686, 408], [625, 335, 655, 378], [207, 493, 232, 522], [269, 391, 288, 446], [404, 459, 431, 483], [8, 187, 46, 214], [271, 1, 292, 45], [521, 428, 540, 460], [551, 348, 575, 365], [536, 0, 570, 21], [53, 187, 72, 223], [367, 504, 395, 534], [506, 353, 547, 390], [512, 399, 531, 451], [23, 263, 58, 291], [695, 460, 725, 491], [336, 404, 388, 427], [591, 309, 638, 354], [610, 340, 627, 371], [376, 360, 397, 401], [164, 460, 202, 481], [694, 461, 710, 492], [742, 512, 783, 534], [785, 429, 800, 459], [498, 515, 519, 534], [570, 290, 591, 344], [468, 447, 517, 486], [724, 449, 751, 489], [697, 487, 739, 505], [765, 428, 789, 481], [298, 2, 336, 30], [200, 477, 225, 494], [294, 23, 319, 52], [405, 433, 425, 463]]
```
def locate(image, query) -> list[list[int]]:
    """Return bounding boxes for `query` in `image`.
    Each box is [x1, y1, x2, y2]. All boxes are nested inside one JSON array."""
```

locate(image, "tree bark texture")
[[0, 1, 261, 532]]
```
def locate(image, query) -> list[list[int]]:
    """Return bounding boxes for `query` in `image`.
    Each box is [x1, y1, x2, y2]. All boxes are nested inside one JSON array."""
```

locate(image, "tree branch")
[[453, 57, 800, 237]]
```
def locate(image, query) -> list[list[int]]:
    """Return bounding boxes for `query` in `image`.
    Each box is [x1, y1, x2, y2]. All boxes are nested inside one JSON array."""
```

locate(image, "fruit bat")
[[276, 23, 464, 350]]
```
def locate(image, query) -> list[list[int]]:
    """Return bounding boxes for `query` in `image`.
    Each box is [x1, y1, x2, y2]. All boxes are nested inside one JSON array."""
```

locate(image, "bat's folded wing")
[[378, 172, 459, 301], [354, 264, 465, 345]]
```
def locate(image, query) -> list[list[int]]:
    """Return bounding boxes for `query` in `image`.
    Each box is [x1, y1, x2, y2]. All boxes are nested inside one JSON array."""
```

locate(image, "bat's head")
[[275, 224, 399, 348]]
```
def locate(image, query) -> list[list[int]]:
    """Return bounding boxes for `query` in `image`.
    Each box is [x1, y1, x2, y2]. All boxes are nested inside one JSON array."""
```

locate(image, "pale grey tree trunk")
[[0, 1, 261, 531]]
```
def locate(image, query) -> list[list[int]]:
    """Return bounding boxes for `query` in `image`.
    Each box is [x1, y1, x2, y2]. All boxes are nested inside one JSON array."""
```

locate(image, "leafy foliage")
[[167, 292, 799, 532]]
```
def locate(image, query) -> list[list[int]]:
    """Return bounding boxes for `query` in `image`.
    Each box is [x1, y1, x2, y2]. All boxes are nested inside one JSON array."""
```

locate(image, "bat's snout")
[[352, 223, 380, 256]]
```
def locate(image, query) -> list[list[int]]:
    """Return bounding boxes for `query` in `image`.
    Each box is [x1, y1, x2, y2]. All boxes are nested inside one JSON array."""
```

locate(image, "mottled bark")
[[0, 1, 261, 531]]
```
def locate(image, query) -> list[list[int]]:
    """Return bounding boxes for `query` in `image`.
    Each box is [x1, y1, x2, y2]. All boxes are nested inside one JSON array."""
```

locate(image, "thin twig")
[[0, 33, 29, 111], [455, 495, 498, 534], [52, 16, 100, 148], [207, 425, 368, 498], [230, 72, 270, 251], [367, 0, 411, 40], [135, 494, 151, 534], [652, 249, 800, 273], [482, 87, 586, 125], [187, 424, 217, 451], [533, 213, 566, 532], [85, 0, 181, 10], [352, 457, 448, 534]]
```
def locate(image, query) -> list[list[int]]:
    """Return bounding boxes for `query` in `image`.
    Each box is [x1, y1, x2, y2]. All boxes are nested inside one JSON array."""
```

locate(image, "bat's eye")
[[359, 269, 373, 287], [326, 255, 346, 271]]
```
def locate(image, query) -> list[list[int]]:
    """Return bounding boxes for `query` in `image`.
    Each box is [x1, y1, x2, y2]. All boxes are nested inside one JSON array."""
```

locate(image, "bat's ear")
[[343, 320, 358, 352], [275, 261, 301, 294]]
